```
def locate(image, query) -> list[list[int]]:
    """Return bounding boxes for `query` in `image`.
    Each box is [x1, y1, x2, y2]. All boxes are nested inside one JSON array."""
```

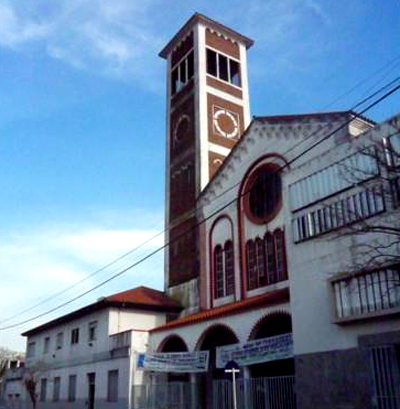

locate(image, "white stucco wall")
[[23, 305, 170, 408], [197, 113, 400, 359], [25, 309, 110, 368], [108, 309, 166, 335]]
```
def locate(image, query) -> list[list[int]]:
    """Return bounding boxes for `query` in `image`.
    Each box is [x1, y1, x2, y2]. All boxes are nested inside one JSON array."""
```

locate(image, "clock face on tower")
[[213, 108, 239, 139]]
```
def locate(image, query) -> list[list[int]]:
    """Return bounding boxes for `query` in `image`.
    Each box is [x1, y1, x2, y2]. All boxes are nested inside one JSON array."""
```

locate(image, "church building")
[[143, 13, 400, 409], [19, 12, 400, 409]]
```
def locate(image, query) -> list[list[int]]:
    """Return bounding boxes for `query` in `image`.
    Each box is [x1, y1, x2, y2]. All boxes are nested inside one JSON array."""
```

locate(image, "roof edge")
[[159, 13, 254, 59], [150, 288, 289, 333], [253, 110, 376, 125], [22, 299, 182, 337]]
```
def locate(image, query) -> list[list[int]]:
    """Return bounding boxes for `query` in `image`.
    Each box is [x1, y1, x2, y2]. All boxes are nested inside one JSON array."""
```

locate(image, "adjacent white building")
[[21, 287, 181, 409], [1, 360, 27, 409]]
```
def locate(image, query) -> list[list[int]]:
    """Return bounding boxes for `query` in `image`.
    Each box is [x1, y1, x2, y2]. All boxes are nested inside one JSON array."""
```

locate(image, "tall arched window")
[[265, 232, 276, 284], [246, 229, 287, 291], [214, 245, 224, 299], [255, 238, 266, 287], [224, 241, 235, 296], [246, 240, 257, 290], [214, 241, 235, 299], [274, 229, 287, 281]]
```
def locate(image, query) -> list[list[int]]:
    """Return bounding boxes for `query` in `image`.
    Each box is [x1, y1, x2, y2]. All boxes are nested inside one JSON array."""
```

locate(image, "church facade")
[[146, 13, 400, 409]]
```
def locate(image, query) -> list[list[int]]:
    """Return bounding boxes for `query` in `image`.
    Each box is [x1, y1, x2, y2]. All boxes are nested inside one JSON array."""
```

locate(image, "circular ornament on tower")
[[213, 109, 239, 139], [173, 114, 191, 145]]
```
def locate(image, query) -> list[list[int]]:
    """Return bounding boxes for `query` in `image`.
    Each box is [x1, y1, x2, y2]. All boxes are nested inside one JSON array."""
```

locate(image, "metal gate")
[[213, 376, 296, 409], [132, 376, 296, 409], [370, 346, 400, 409], [132, 382, 198, 409]]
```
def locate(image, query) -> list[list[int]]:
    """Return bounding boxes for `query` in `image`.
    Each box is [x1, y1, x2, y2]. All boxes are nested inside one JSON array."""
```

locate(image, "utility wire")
[[3, 59, 398, 328], [1, 78, 399, 332], [320, 54, 400, 111], [206, 75, 400, 205], [0, 220, 165, 326]]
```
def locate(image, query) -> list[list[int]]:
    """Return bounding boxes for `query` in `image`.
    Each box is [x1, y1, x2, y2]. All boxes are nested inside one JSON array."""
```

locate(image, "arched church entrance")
[[249, 312, 294, 378], [197, 324, 239, 409], [158, 335, 189, 383]]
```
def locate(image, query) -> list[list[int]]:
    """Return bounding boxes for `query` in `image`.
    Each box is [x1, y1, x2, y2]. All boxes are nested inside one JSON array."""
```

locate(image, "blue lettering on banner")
[[216, 333, 293, 368]]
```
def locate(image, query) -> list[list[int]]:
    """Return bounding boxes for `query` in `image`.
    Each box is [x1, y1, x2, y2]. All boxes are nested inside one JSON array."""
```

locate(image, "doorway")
[[197, 324, 239, 409], [87, 372, 96, 409]]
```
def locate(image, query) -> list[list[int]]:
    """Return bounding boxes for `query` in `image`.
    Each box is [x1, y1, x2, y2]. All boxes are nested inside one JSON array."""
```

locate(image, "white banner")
[[216, 333, 293, 368], [136, 351, 209, 373]]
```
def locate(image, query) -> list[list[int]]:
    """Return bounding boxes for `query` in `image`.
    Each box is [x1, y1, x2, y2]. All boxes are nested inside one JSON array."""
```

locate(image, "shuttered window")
[[107, 370, 119, 402]]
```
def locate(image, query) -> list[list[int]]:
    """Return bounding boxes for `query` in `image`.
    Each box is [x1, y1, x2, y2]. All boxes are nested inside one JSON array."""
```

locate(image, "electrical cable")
[[4, 59, 398, 328], [1, 78, 398, 332], [0, 219, 165, 325]]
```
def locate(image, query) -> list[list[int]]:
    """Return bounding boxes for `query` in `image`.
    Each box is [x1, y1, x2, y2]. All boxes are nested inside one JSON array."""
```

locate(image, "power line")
[[206, 76, 400, 204], [320, 54, 400, 111], [0, 220, 165, 326], [1, 78, 398, 332], [3, 57, 398, 328]]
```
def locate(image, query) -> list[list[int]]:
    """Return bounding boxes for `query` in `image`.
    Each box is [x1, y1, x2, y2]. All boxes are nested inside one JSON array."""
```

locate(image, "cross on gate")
[[224, 360, 240, 409]]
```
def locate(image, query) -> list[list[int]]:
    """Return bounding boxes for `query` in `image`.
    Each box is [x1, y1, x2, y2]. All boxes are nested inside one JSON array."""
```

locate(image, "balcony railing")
[[110, 330, 132, 350], [331, 265, 400, 322], [292, 184, 385, 243]]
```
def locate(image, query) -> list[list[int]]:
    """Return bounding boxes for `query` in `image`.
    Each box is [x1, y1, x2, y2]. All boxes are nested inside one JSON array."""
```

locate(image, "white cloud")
[[58, 228, 164, 263], [0, 0, 164, 88], [0, 0, 334, 90], [0, 2, 51, 47], [0, 222, 164, 343]]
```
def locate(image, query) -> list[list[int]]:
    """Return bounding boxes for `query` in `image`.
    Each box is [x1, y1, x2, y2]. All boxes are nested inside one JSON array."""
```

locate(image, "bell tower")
[[160, 14, 253, 297]]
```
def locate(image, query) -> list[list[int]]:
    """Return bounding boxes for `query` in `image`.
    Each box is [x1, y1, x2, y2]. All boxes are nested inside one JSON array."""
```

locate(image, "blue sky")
[[0, 0, 399, 351]]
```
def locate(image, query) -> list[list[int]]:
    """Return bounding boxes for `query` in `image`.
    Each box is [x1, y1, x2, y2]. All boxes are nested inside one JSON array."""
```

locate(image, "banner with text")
[[137, 351, 209, 373], [216, 333, 293, 368]]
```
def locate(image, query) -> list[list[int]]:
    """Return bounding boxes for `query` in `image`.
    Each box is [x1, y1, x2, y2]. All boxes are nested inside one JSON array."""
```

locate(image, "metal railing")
[[214, 376, 296, 409], [132, 376, 296, 409], [371, 346, 400, 409], [332, 265, 400, 320], [110, 330, 132, 350], [132, 382, 198, 409]]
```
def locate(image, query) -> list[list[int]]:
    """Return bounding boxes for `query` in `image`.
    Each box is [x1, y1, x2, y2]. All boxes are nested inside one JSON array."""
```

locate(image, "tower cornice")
[[159, 13, 254, 59]]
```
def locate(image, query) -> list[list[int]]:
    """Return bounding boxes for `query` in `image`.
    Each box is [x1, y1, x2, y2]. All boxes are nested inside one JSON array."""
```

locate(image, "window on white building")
[[40, 378, 47, 402], [214, 240, 235, 299], [56, 332, 63, 350], [71, 328, 79, 345], [53, 377, 61, 402], [43, 337, 50, 354], [88, 321, 97, 342], [68, 375, 77, 402], [27, 342, 36, 358], [246, 229, 287, 291], [107, 370, 119, 402], [247, 166, 282, 223]]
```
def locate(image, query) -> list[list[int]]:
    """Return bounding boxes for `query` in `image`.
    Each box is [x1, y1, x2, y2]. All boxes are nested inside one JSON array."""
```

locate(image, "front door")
[[87, 373, 96, 409]]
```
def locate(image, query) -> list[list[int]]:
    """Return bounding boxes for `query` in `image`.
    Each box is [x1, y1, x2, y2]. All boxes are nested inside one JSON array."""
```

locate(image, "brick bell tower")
[[160, 14, 253, 302]]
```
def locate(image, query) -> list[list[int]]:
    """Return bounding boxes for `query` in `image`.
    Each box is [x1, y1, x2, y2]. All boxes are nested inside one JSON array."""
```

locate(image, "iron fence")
[[370, 346, 400, 409], [214, 376, 296, 409], [132, 376, 296, 409], [132, 382, 198, 409]]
